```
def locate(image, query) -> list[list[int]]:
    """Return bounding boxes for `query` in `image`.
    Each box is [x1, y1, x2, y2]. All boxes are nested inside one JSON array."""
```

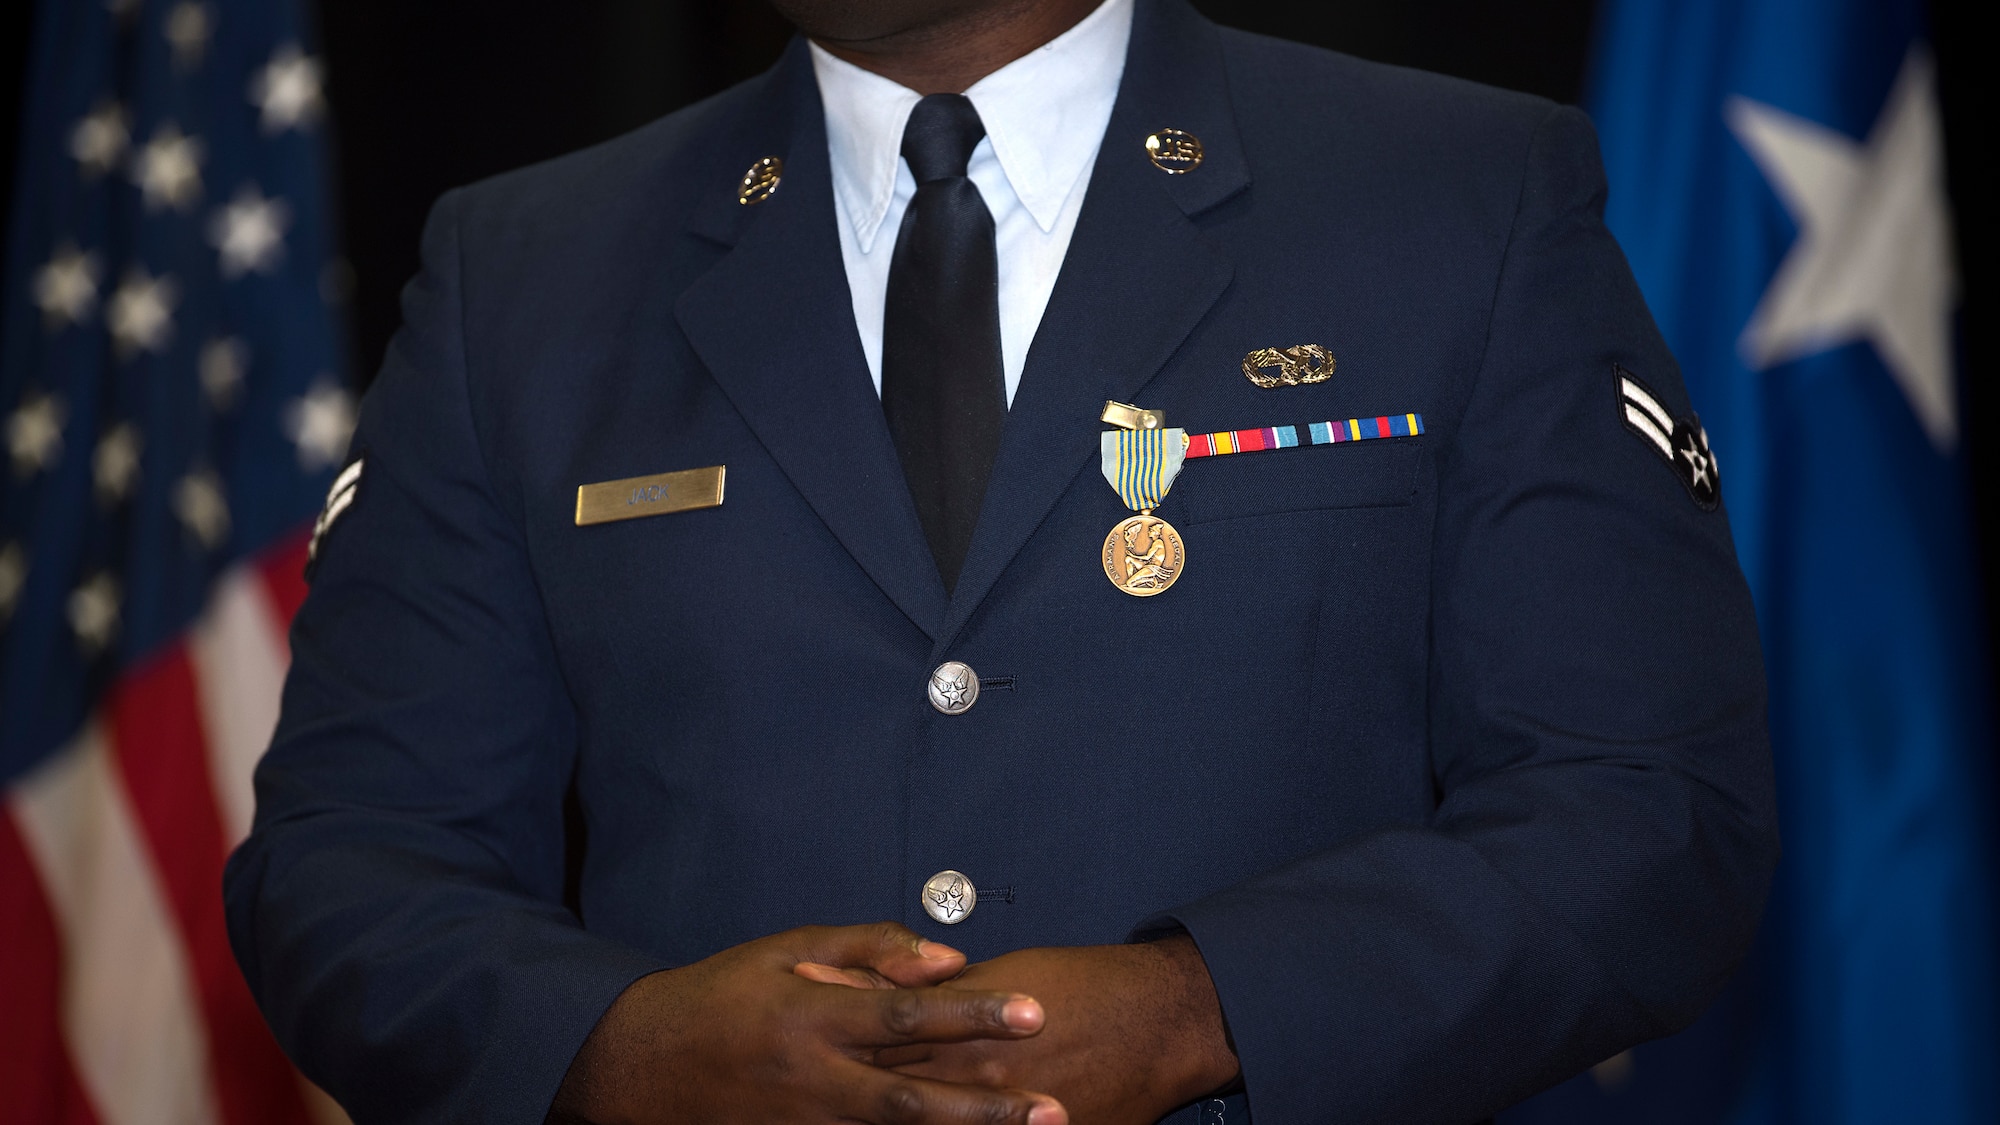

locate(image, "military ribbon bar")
[[1100, 428, 1189, 512], [1183, 414, 1425, 459]]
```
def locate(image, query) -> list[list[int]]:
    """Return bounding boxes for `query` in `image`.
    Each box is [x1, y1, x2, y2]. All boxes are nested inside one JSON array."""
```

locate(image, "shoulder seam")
[[1457, 101, 1569, 443]]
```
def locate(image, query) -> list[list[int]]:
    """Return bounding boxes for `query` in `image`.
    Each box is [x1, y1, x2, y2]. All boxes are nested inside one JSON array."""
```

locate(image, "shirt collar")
[[810, 0, 1134, 253]]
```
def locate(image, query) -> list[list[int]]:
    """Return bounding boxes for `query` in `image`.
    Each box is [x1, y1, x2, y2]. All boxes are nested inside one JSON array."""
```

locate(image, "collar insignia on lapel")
[[738, 157, 783, 205], [1144, 129, 1204, 173]]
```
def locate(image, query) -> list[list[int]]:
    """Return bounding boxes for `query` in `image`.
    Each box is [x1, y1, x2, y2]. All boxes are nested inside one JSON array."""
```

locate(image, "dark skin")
[[550, 2, 1240, 1121], [797, 937, 1239, 1124], [550, 923, 1063, 1125], [776, 0, 1104, 95]]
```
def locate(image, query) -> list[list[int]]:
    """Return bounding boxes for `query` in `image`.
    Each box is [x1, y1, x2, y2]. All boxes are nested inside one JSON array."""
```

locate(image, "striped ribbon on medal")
[[1102, 428, 1188, 511], [1183, 414, 1425, 459]]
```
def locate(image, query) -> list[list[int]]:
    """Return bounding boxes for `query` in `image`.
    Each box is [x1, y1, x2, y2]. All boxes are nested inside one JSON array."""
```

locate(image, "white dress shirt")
[[809, 0, 1133, 406]]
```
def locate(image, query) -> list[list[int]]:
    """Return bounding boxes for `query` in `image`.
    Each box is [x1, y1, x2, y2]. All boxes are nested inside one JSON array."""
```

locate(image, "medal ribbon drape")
[[1102, 428, 1188, 511], [881, 93, 1006, 594]]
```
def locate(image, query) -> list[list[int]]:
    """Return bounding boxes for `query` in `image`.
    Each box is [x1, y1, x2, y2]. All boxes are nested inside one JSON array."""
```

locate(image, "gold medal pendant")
[[1098, 411, 1190, 598], [1102, 509, 1184, 596]]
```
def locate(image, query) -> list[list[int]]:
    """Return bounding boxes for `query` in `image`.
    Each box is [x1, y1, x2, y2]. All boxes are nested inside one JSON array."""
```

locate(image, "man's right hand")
[[549, 923, 1068, 1125]]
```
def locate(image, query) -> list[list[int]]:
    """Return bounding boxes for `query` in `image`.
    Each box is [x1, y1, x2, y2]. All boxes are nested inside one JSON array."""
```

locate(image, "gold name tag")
[[575, 465, 726, 526]]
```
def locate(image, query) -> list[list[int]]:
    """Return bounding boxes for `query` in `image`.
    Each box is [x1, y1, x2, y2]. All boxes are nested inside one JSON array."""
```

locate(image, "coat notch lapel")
[[937, 0, 1251, 649], [676, 45, 947, 638]]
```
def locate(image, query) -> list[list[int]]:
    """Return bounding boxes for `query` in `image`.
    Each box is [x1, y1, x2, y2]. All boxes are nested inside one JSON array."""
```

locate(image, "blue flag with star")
[[1, 0, 350, 783], [1501, 0, 1998, 1122]]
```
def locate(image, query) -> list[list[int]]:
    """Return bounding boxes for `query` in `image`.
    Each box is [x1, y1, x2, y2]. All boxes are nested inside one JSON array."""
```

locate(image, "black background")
[[0, 1, 1992, 1113]]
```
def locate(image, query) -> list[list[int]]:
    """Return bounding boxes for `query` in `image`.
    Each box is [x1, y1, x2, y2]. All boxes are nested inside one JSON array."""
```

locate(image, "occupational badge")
[[1100, 426, 1188, 597], [1241, 344, 1335, 388]]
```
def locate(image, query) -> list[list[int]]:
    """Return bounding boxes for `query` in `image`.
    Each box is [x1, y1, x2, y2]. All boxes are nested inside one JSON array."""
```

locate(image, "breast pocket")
[[1174, 439, 1422, 525]]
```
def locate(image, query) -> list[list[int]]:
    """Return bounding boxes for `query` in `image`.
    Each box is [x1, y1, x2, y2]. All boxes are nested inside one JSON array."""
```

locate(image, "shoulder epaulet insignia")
[[1617, 366, 1719, 510]]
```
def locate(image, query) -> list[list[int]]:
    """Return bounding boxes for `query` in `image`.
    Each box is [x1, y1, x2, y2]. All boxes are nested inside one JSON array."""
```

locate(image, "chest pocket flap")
[[1175, 439, 1423, 525]]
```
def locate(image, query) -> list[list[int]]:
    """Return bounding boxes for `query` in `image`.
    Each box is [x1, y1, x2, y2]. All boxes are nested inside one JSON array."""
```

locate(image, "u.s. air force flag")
[[1503, 0, 1998, 1122]]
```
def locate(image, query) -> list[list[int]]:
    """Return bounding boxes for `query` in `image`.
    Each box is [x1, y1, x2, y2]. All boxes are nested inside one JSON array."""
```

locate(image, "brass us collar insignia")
[[576, 465, 726, 526], [1242, 344, 1335, 388], [1144, 129, 1204, 174]]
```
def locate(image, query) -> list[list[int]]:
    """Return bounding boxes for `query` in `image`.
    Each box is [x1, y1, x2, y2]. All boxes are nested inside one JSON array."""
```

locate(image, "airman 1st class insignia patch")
[[1617, 367, 1719, 510], [305, 455, 362, 578]]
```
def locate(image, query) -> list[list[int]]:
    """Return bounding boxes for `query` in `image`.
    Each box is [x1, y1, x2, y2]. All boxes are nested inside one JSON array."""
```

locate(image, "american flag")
[[1, 1, 353, 1122]]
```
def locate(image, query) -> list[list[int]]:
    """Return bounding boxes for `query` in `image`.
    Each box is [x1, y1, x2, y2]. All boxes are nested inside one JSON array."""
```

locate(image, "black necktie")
[[881, 93, 1006, 595]]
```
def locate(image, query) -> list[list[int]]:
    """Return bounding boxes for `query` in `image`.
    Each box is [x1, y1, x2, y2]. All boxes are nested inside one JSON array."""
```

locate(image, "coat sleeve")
[[1145, 106, 1780, 1124], [222, 189, 665, 1125]]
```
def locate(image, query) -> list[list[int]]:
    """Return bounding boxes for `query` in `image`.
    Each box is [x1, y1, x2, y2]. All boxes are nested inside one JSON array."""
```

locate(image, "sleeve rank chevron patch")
[[1617, 366, 1720, 511]]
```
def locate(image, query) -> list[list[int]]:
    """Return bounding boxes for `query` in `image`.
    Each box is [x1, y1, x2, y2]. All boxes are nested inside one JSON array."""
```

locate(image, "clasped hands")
[[551, 922, 1239, 1125]]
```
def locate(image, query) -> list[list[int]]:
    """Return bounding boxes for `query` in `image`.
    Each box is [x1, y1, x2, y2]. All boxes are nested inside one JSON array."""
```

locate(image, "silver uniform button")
[[928, 662, 979, 715], [922, 870, 977, 924]]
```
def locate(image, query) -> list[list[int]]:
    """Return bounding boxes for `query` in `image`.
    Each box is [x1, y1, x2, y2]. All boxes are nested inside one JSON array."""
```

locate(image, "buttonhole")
[[980, 885, 1018, 904], [978, 676, 1016, 692]]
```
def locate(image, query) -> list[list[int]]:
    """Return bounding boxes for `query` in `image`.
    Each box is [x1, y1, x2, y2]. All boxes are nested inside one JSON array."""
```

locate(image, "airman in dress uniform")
[[224, 0, 1777, 1122]]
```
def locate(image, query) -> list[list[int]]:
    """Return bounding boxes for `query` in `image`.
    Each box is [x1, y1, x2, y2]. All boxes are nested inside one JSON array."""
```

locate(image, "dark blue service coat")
[[223, 2, 1778, 1122]]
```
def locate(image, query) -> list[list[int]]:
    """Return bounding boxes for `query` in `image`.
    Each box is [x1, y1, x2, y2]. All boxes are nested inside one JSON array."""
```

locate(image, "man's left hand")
[[799, 937, 1240, 1124]]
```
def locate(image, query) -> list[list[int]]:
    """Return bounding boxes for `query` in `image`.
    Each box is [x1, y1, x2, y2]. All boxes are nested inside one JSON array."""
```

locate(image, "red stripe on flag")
[[0, 809, 102, 1125], [106, 648, 313, 1125]]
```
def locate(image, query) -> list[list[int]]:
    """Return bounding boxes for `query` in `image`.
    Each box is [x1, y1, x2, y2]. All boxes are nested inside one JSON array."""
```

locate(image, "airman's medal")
[[1100, 428, 1188, 597]]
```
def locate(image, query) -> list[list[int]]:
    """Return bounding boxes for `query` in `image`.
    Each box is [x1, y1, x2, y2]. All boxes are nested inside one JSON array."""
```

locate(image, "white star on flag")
[[69, 101, 129, 178], [200, 336, 249, 409], [174, 470, 232, 550], [33, 244, 102, 328], [7, 393, 66, 477], [107, 269, 179, 357], [166, 2, 215, 70], [130, 122, 205, 212], [0, 543, 25, 622], [209, 185, 292, 278], [249, 45, 325, 134], [67, 572, 122, 653], [94, 424, 143, 504], [1727, 47, 1958, 450], [284, 379, 356, 471]]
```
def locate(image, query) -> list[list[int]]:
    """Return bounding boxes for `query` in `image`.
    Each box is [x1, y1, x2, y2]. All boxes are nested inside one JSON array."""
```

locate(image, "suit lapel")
[[938, 0, 1251, 650], [676, 43, 949, 638]]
